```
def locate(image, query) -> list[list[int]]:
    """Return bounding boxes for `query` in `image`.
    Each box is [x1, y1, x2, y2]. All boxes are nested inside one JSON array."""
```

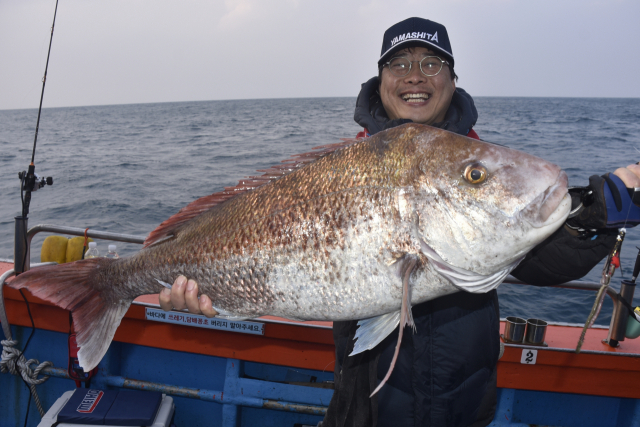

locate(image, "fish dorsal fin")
[[143, 137, 361, 248]]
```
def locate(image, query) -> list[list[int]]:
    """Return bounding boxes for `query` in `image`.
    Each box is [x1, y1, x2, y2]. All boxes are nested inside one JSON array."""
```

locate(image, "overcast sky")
[[2, 0, 639, 110]]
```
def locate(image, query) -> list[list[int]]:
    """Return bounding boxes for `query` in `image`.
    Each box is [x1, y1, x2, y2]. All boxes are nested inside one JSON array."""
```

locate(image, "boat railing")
[[503, 276, 628, 346], [505, 275, 617, 302], [26, 223, 146, 244], [12, 223, 632, 346], [13, 222, 145, 273]]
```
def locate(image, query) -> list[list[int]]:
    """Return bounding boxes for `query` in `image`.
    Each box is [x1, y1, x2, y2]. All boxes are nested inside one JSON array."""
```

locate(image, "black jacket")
[[321, 78, 617, 427]]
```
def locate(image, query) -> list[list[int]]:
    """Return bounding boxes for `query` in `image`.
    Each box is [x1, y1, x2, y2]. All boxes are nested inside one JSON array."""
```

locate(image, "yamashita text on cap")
[[379, 17, 454, 67]]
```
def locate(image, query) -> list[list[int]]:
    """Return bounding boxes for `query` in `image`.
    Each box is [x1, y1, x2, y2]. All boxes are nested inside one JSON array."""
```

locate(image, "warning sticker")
[[145, 308, 264, 335]]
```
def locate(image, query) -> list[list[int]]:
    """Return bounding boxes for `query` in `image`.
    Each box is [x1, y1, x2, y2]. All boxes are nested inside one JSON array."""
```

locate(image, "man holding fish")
[[7, 14, 639, 427], [161, 16, 639, 427]]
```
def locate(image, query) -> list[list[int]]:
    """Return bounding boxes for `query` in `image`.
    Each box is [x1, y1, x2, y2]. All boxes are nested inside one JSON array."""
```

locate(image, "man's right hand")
[[158, 275, 219, 318]]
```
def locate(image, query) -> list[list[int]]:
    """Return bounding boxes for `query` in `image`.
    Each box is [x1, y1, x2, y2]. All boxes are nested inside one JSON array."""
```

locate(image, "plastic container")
[[626, 307, 640, 339], [105, 244, 119, 259], [84, 241, 99, 259]]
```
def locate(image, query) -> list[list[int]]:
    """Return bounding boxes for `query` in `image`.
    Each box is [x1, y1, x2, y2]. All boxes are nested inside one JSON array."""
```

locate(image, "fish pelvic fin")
[[349, 254, 418, 397], [350, 312, 400, 356], [370, 255, 417, 397], [8, 258, 130, 372]]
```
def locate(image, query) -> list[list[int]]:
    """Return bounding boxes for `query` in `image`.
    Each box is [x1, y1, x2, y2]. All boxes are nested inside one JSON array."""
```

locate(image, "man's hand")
[[158, 275, 218, 318], [568, 162, 640, 230], [613, 163, 640, 189]]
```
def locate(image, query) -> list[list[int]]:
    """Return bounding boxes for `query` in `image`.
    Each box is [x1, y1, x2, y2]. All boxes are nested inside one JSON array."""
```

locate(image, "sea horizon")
[[3, 94, 640, 112]]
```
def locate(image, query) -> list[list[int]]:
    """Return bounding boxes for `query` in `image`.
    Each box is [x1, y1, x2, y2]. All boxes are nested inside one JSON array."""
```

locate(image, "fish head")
[[397, 124, 571, 275]]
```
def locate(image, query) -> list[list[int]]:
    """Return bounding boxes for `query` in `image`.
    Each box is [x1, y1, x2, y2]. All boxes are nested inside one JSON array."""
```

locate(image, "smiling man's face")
[[379, 46, 456, 125]]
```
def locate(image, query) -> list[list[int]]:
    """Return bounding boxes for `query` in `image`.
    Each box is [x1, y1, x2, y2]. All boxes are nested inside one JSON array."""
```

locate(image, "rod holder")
[[14, 216, 30, 274], [606, 279, 636, 347]]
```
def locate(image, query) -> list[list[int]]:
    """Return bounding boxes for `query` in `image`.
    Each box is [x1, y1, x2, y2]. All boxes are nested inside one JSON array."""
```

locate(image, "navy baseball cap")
[[378, 17, 454, 67]]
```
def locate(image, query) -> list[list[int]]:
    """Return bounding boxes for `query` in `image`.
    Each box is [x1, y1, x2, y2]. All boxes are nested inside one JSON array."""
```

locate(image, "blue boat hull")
[[3, 325, 640, 427]]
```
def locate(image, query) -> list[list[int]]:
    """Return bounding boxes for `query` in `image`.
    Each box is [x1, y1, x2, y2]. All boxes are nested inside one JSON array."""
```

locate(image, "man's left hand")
[[569, 162, 640, 230], [158, 276, 219, 318]]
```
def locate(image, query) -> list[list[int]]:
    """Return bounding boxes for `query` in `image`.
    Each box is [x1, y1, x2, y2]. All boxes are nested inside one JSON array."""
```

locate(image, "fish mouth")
[[520, 171, 571, 228]]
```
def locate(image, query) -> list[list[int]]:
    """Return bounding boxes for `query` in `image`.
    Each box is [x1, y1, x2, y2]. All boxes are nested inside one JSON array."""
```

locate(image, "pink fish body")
[[10, 124, 571, 374]]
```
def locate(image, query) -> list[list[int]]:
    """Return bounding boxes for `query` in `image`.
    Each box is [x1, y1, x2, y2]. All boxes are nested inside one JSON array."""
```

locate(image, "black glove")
[[568, 173, 640, 230]]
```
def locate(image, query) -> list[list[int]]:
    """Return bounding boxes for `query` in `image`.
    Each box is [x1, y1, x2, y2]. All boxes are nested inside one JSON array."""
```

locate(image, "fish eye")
[[463, 163, 487, 185]]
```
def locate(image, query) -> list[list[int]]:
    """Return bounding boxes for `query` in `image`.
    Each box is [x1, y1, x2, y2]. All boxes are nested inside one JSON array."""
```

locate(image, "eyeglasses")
[[384, 56, 449, 78]]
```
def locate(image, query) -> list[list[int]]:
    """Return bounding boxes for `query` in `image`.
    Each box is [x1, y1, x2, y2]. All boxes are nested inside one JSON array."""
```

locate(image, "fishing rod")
[[15, 0, 58, 275], [5, 2, 61, 422]]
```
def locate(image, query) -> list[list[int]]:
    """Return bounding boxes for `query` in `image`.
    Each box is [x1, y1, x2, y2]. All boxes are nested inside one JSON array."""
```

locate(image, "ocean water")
[[1, 97, 639, 326]]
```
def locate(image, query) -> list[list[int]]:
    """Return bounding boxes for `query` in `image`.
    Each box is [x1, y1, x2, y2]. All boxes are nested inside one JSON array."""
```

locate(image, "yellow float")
[[40, 235, 95, 264]]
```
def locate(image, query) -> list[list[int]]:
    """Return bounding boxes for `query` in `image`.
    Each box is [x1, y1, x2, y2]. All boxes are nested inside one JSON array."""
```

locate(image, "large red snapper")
[[9, 124, 570, 378]]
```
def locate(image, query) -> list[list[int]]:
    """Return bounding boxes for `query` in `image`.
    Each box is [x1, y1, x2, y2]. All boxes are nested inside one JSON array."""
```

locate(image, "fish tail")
[[8, 258, 132, 371]]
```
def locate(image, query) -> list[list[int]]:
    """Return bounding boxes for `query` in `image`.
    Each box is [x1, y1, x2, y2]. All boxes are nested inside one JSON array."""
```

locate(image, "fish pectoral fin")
[[419, 238, 523, 293], [155, 278, 172, 289]]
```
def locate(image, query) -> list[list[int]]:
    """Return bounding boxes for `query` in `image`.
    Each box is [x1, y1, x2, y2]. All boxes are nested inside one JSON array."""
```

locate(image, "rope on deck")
[[1, 266, 54, 418], [1, 339, 52, 416]]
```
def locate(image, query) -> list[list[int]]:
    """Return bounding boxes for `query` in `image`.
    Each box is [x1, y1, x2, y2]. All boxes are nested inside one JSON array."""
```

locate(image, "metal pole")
[[27, 224, 146, 245], [38, 366, 328, 415], [102, 375, 327, 415], [0, 269, 16, 340]]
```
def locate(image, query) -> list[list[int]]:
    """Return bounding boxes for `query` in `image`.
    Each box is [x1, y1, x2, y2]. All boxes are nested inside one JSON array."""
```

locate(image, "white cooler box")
[[38, 389, 175, 427]]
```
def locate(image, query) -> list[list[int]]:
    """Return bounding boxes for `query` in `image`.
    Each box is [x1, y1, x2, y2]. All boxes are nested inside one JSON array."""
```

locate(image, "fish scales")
[[118, 137, 419, 318], [9, 123, 572, 372]]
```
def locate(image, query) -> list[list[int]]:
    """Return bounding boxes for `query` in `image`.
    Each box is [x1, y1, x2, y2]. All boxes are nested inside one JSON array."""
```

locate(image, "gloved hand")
[[569, 172, 640, 229]]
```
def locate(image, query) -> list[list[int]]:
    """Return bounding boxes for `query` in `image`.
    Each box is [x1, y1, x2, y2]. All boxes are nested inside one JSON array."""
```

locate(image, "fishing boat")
[[2, 223, 640, 427], [3, 3, 640, 426]]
